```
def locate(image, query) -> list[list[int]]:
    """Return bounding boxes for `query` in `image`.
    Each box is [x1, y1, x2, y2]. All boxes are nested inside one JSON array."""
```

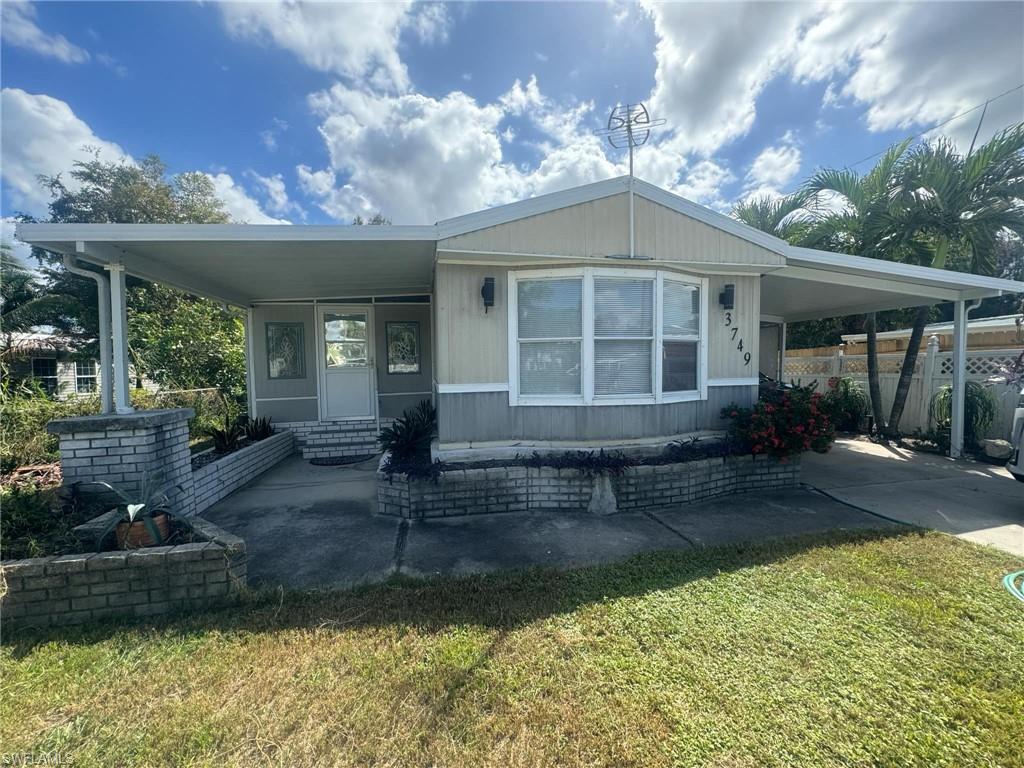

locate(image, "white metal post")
[[628, 142, 635, 259], [105, 263, 134, 414], [950, 300, 967, 458], [779, 322, 787, 383], [63, 255, 113, 414]]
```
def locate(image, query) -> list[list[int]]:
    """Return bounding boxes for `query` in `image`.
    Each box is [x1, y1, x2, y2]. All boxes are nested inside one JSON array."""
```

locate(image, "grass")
[[1, 529, 1022, 767]]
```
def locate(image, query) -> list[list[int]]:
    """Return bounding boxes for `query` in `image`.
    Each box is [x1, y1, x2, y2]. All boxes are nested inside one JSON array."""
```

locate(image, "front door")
[[319, 306, 375, 420]]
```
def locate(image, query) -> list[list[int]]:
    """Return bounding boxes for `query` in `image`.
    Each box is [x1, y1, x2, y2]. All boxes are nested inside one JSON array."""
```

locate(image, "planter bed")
[[377, 449, 800, 519], [0, 516, 246, 631], [192, 430, 295, 513]]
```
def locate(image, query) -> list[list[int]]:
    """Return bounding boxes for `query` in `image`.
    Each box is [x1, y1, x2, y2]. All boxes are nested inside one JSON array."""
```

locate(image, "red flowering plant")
[[722, 383, 835, 459]]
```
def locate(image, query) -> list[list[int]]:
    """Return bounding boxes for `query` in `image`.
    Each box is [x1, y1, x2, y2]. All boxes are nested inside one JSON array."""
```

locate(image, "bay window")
[[510, 268, 706, 405]]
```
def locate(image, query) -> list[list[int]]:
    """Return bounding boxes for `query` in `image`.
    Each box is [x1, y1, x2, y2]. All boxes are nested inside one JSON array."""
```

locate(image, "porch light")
[[481, 277, 495, 313], [718, 283, 735, 310]]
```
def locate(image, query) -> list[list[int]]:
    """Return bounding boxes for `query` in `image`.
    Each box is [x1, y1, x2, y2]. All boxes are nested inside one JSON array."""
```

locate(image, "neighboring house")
[[17, 176, 1024, 459], [2, 331, 100, 399], [839, 313, 1024, 354]]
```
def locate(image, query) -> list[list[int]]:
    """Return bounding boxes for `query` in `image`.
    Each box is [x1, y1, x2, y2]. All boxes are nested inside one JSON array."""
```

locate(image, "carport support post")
[[105, 262, 133, 414], [950, 300, 967, 459]]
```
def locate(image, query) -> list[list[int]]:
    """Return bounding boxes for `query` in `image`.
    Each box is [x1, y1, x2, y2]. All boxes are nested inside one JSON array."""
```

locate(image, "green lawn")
[[2, 530, 1022, 767]]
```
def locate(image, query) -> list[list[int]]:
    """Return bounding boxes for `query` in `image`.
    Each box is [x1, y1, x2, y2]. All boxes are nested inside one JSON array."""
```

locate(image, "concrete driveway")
[[802, 437, 1024, 557], [203, 454, 903, 590]]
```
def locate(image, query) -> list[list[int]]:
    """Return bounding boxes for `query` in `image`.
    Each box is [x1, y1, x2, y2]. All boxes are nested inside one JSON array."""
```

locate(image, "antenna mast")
[[594, 102, 665, 258]]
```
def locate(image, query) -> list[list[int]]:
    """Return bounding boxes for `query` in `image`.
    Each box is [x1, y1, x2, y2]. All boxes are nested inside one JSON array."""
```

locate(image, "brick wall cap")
[[47, 408, 196, 435]]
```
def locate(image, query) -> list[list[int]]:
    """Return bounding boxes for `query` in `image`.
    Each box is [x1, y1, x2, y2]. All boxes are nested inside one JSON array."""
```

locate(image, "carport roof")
[[15, 176, 1024, 316]]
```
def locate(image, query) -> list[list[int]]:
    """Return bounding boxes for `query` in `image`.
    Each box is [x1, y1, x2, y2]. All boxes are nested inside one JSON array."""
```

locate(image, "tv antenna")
[[594, 103, 666, 258]]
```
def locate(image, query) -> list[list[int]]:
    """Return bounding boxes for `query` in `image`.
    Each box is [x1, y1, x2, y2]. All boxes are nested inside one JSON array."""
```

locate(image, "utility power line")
[[843, 82, 1024, 170]]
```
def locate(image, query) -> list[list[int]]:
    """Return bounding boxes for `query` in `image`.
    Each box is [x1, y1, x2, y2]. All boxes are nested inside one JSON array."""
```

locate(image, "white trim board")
[[437, 383, 510, 394], [707, 378, 760, 387]]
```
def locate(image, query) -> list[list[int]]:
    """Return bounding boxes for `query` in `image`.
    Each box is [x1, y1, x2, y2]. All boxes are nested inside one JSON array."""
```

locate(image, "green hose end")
[[1003, 570, 1024, 603]]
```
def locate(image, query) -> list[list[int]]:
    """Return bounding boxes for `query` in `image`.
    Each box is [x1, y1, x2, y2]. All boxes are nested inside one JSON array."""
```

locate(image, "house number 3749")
[[723, 311, 751, 366]]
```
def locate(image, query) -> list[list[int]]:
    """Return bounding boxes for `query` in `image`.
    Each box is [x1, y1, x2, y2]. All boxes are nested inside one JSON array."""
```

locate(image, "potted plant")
[[91, 471, 186, 549]]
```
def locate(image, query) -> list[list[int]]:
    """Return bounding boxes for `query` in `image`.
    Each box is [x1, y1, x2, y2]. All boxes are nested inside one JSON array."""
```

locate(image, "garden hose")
[[1004, 571, 1024, 603]]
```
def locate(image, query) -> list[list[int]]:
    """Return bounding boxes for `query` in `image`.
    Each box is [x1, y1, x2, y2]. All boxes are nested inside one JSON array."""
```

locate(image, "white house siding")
[[438, 193, 785, 267], [437, 386, 756, 444], [705, 275, 760, 382]]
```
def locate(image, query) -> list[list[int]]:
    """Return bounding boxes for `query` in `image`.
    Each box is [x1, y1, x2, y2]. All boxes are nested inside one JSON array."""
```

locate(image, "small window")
[[31, 357, 58, 396], [75, 359, 98, 394], [266, 322, 306, 379], [386, 321, 421, 374]]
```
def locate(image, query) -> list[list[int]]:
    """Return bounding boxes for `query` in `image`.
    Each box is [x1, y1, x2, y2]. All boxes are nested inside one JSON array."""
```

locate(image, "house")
[[2, 331, 100, 398], [838, 313, 1024, 354], [16, 176, 1024, 460]]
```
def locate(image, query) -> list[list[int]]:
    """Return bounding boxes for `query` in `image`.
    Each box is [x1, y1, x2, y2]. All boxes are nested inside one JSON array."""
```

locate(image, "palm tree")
[[799, 140, 916, 434], [732, 191, 812, 242], [0, 244, 80, 361], [883, 124, 1024, 435]]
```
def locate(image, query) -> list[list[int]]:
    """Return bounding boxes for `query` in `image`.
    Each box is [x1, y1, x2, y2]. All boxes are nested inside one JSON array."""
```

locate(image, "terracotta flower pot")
[[116, 512, 170, 549]]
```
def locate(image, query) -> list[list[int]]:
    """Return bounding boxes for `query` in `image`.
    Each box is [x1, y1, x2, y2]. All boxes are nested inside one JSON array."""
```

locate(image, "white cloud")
[[643, 2, 818, 155], [1, 1, 89, 64], [259, 118, 289, 151], [642, 2, 1023, 157], [299, 77, 626, 223], [0, 88, 131, 215], [206, 173, 291, 225], [745, 133, 802, 199], [2, 217, 35, 268], [249, 171, 302, 219], [219, 1, 449, 92], [675, 160, 736, 212]]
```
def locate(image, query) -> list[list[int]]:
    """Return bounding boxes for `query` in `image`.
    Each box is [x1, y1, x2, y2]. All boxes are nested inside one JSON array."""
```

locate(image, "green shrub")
[[0, 480, 102, 559], [243, 415, 274, 442], [207, 414, 244, 454], [930, 381, 998, 449], [378, 400, 437, 463], [821, 376, 868, 432], [723, 383, 835, 459]]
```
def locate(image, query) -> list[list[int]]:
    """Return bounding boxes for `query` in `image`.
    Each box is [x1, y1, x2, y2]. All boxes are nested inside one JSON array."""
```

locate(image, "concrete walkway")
[[802, 437, 1024, 557], [203, 454, 903, 590]]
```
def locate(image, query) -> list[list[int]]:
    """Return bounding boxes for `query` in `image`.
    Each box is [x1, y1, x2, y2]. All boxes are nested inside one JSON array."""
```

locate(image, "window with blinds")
[[511, 269, 704, 404], [516, 278, 583, 396], [594, 278, 654, 396], [662, 279, 700, 393]]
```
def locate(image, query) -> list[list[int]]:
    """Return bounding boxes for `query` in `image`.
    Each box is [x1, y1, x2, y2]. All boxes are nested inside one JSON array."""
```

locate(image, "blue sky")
[[2, 0, 1022, 238]]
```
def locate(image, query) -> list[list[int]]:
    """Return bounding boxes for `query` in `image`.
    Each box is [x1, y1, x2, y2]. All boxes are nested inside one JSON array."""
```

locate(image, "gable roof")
[[435, 175, 790, 255]]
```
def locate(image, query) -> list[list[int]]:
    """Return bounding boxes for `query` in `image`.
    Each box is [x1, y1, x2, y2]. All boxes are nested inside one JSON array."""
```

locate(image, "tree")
[[883, 124, 1024, 434], [732, 192, 811, 242], [28, 153, 247, 399], [352, 212, 391, 225], [0, 245, 81, 362], [800, 140, 919, 434]]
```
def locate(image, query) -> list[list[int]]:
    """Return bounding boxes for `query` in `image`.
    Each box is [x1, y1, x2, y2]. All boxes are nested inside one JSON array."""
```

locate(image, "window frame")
[[265, 321, 306, 380], [508, 267, 708, 407], [75, 359, 98, 394], [385, 320, 421, 375], [31, 357, 59, 396]]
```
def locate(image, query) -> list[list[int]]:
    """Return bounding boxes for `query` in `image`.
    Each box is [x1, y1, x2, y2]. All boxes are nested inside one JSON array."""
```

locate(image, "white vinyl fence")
[[783, 337, 1022, 439]]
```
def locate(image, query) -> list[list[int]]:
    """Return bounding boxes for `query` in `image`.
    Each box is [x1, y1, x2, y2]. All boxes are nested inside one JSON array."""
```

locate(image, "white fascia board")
[[17, 222, 439, 243], [436, 176, 630, 239], [785, 245, 1024, 296]]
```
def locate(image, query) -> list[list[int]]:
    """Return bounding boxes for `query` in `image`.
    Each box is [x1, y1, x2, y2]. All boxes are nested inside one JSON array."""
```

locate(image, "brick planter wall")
[[49, 408, 198, 516], [0, 517, 246, 632], [276, 419, 378, 459], [193, 431, 295, 513], [377, 454, 800, 519]]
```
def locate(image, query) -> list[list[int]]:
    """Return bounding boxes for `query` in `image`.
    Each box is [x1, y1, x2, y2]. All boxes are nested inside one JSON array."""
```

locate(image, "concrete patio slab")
[[203, 455, 400, 589], [399, 511, 693, 579], [648, 487, 904, 546], [802, 438, 1024, 558]]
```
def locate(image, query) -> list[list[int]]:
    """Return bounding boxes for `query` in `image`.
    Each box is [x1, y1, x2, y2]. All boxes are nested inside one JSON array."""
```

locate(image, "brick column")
[[47, 408, 197, 516]]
